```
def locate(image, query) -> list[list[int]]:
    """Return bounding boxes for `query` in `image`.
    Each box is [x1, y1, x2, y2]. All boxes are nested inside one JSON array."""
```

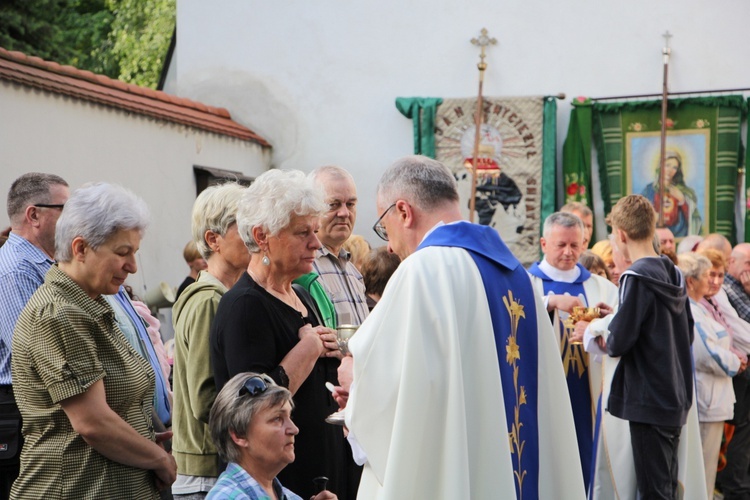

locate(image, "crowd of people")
[[1, 157, 749, 499]]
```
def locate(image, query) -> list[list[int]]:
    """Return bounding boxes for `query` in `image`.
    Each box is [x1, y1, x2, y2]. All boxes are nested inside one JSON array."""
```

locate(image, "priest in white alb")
[[333, 155, 585, 499], [527, 211, 619, 491]]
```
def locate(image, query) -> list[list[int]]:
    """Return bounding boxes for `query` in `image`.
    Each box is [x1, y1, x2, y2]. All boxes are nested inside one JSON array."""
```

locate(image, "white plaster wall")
[[0, 81, 270, 298], [175, 0, 750, 244]]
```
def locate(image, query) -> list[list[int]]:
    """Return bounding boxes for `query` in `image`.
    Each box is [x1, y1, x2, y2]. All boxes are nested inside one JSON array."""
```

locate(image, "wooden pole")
[[657, 31, 672, 228]]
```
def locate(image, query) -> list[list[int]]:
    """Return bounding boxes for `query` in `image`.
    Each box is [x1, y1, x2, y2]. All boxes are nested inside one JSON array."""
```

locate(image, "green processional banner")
[[396, 96, 557, 266], [591, 96, 746, 241]]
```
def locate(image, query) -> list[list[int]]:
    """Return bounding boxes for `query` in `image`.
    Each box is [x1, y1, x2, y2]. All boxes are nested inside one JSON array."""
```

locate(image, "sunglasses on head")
[[238, 375, 274, 398]]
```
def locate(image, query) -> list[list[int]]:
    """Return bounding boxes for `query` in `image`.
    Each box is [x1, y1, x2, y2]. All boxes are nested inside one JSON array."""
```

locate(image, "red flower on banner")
[[579, 185, 586, 196], [665, 118, 674, 129], [567, 183, 579, 196]]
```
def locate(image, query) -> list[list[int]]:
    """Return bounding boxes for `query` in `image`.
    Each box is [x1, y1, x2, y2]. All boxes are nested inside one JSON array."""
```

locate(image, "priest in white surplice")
[[333, 155, 585, 500], [527, 212, 619, 492]]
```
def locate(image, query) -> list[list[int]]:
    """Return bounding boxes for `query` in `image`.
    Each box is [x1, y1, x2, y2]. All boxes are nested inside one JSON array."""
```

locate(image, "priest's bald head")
[[374, 155, 462, 260]]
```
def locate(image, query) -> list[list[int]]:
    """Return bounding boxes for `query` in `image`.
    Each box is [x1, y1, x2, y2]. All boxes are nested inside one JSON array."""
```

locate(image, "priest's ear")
[[394, 200, 415, 228]]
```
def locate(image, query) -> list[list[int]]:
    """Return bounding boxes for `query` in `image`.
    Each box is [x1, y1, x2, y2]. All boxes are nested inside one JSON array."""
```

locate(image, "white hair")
[[237, 169, 325, 252], [55, 183, 149, 262], [543, 211, 584, 238], [191, 183, 246, 259], [677, 252, 711, 281]]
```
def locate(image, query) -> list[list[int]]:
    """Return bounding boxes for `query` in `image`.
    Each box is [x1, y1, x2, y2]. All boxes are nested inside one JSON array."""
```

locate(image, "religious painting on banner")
[[592, 96, 745, 242], [433, 97, 546, 266]]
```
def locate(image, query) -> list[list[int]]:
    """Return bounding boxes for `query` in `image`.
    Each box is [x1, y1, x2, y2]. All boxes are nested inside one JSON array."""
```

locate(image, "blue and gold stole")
[[527, 262, 593, 491], [420, 223, 539, 500]]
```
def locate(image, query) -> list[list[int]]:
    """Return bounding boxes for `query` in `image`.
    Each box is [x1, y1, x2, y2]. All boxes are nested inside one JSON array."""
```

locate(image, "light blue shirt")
[[0, 233, 54, 385], [207, 463, 302, 500], [105, 289, 172, 425]]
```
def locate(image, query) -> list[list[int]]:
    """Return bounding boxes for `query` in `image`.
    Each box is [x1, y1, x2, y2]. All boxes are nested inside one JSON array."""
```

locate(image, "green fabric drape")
[[561, 98, 594, 233], [591, 96, 746, 240], [395, 97, 443, 157], [541, 96, 558, 229]]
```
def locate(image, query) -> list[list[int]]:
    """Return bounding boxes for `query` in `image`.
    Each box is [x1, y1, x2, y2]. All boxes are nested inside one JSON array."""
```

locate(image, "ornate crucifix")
[[468, 28, 497, 223], [657, 30, 672, 228]]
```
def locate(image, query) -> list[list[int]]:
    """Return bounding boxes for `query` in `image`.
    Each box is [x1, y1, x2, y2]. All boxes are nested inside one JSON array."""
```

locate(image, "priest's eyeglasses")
[[34, 203, 65, 210], [238, 375, 274, 398], [372, 203, 396, 241]]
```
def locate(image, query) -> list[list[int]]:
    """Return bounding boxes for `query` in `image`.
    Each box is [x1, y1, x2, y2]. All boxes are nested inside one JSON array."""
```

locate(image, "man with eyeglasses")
[[0, 172, 69, 496], [335, 155, 585, 499], [308, 166, 368, 326]]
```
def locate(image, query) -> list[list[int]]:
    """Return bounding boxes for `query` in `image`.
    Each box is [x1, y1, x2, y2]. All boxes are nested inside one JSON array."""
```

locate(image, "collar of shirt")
[[318, 245, 350, 261], [5, 232, 54, 265], [46, 265, 114, 320], [538, 258, 581, 283]]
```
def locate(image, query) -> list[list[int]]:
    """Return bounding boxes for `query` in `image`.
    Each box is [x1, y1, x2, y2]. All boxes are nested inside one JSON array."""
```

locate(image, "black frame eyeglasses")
[[238, 375, 273, 397], [34, 204, 65, 209], [372, 203, 396, 241]]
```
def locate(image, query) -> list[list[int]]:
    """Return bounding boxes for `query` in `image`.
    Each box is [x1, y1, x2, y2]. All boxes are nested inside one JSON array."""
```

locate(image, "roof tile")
[[0, 46, 269, 146]]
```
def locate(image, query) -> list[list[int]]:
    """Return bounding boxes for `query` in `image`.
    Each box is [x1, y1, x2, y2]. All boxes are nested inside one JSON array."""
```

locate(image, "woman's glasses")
[[238, 375, 273, 397]]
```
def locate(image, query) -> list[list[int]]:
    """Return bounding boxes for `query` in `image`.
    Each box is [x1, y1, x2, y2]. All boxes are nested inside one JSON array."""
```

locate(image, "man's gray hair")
[[677, 252, 711, 281], [55, 183, 149, 263], [209, 372, 293, 465], [376, 155, 458, 211], [560, 201, 593, 218], [7, 172, 68, 223], [543, 211, 584, 238], [191, 183, 246, 260], [237, 169, 325, 253]]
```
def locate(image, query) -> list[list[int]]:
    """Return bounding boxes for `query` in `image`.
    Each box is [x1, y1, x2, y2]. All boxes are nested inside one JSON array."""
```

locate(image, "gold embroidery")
[[503, 290, 527, 499], [561, 317, 588, 378]]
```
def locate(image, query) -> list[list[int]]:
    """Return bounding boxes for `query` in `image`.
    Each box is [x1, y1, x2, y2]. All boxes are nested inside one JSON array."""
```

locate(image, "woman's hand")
[[154, 452, 177, 491], [59, 379, 178, 490], [317, 328, 343, 359], [298, 324, 326, 357]]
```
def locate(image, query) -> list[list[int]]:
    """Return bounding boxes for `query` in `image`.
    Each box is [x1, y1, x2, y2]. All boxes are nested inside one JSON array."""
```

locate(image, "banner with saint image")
[[396, 96, 556, 266], [592, 96, 746, 241]]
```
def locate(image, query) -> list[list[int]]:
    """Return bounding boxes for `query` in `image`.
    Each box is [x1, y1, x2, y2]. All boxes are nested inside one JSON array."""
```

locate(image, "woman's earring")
[[262, 253, 270, 266]]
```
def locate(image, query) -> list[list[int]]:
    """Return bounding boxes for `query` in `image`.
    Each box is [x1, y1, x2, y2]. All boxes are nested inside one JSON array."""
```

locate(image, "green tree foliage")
[[0, 0, 174, 88], [105, 0, 175, 88]]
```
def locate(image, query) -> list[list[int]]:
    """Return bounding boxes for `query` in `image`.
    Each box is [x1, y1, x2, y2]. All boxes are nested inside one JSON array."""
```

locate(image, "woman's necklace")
[[248, 269, 305, 314]]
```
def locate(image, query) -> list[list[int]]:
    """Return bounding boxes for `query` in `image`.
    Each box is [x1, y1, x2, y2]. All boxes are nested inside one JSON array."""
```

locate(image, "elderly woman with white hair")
[[172, 182, 250, 498], [210, 169, 349, 499], [207, 372, 336, 500], [10, 183, 176, 499], [679, 252, 743, 498]]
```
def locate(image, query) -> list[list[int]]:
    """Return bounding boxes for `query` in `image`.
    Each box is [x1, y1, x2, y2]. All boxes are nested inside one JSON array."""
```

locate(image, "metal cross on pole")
[[657, 30, 672, 228], [468, 28, 497, 223]]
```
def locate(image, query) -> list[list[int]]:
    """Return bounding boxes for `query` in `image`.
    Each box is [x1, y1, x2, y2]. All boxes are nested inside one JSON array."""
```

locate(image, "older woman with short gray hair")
[[211, 169, 353, 499], [11, 183, 176, 499], [679, 252, 743, 497], [207, 372, 336, 500]]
